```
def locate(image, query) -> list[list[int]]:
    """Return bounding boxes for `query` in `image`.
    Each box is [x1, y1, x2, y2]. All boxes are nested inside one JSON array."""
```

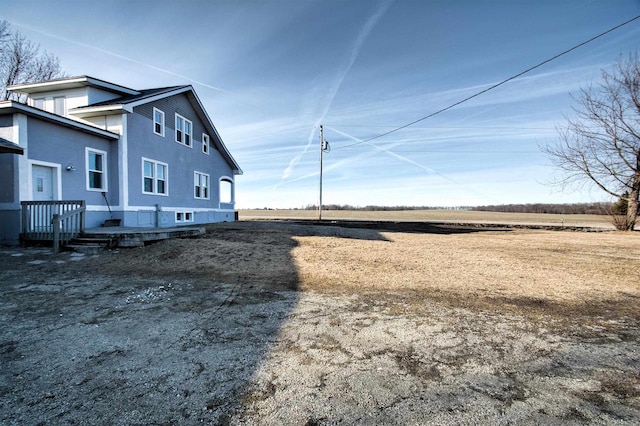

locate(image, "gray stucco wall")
[[27, 117, 119, 209], [128, 94, 234, 210], [0, 154, 16, 203]]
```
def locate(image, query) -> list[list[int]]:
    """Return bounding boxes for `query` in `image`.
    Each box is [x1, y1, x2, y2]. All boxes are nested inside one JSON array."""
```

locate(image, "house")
[[0, 76, 242, 245]]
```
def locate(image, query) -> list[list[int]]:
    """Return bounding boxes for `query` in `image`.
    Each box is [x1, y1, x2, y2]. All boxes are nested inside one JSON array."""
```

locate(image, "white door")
[[32, 165, 54, 201]]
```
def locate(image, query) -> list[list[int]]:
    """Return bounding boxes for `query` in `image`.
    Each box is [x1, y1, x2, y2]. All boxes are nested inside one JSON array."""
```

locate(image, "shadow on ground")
[[0, 221, 390, 424]]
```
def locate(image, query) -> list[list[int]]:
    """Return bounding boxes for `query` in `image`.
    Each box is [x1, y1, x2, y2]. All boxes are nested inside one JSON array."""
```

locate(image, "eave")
[[0, 137, 24, 155], [7, 76, 139, 96], [0, 101, 120, 140]]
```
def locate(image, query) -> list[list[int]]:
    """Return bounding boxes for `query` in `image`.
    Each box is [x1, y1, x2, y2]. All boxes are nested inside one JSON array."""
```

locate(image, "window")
[[175, 114, 192, 147], [142, 158, 168, 195], [54, 97, 66, 115], [33, 98, 45, 110], [194, 171, 209, 199], [153, 108, 165, 136], [86, 148, 107, 191], [202, 133, 210, 154], [175, 211, 193, 223]]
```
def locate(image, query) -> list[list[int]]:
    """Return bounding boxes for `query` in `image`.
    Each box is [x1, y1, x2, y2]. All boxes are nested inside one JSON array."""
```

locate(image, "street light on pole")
[[319, 125, 330, 220]]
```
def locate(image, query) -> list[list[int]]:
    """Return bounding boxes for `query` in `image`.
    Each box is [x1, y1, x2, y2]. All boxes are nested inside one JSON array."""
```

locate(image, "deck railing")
[[21, 200, 86, 252]]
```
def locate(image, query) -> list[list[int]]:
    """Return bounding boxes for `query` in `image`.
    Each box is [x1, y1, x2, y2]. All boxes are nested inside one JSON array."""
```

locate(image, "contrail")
[[326, 126, 445, 178], [9, 21, 229, 93], [325, 126, 502, 203], [280, 0, 394, 181]]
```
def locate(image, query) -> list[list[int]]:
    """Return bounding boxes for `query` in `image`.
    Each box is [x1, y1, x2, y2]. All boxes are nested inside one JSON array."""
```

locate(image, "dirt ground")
[[1, 221, 639, 425]]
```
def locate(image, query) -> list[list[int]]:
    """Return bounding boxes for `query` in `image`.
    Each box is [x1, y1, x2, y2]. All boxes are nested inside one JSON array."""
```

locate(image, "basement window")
[[175, 211, 193, 223]]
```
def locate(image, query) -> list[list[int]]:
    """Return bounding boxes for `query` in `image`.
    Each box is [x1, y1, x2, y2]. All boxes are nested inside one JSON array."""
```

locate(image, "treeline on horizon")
[[279, 202, 613, 215]]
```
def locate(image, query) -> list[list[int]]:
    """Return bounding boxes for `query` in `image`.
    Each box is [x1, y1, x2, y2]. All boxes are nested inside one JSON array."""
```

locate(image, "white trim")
[[15, 113, 30, 202], [120, 86, 192, 109], [85, 147, 108, 192], [126, 205, 233, 212], [120, 114, 129, 209], [8, 76, 139, 96], [141, 157, 169, 196], [153, 107, 165, 137], [85, 205, 234, 212], [219, 175, 235, 206], [28, 160, 62, 201], [68, 104, 126, 117]]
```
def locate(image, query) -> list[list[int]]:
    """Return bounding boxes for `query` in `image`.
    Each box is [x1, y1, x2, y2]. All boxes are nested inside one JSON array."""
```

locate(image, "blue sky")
[[3, 0, 640, 208]]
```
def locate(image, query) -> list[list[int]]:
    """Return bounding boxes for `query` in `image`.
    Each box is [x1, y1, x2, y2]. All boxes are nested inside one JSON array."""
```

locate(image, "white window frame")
[[142, 157, 169, 196], [194, 171, 210, 200], [153, 107, 165, 137], [175, 211, 194, 223], [202, 133, 210, 155], [86, 148, 108, 192], [175, 113, 193, 147]]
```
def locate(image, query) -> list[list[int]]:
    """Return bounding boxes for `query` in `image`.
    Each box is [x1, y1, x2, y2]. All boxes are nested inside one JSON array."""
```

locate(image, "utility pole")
[[319, 125, 329, 220]]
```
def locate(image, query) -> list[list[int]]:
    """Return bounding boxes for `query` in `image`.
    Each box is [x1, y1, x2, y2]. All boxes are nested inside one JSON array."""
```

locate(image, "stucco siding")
[[26, 117, 120, 207], [0, 210, 21, 245], [0, 155, 17, 203], [128, 95, 234, 212], [0, 115, 13, 140]]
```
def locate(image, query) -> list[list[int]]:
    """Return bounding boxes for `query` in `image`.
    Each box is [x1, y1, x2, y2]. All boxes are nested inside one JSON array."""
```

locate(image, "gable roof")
[[8, 76, 242, 175], [70, 84, 243, 175], [0, 137, 24, 155]]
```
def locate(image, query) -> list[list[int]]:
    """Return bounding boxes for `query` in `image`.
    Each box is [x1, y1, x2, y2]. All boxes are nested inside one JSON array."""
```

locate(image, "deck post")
[[52, 214, 61, 254]]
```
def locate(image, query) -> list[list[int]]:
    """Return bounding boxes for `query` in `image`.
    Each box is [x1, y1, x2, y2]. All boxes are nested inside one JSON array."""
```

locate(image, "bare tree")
[[0, 20, 64, 101], [543, 54, 640, 231]]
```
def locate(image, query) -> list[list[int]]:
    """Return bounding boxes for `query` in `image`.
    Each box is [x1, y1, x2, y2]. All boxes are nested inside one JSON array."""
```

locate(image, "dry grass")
[[240, 209, 614, 228], [291, 227, 640, 317], [77, 220, 639, 321]]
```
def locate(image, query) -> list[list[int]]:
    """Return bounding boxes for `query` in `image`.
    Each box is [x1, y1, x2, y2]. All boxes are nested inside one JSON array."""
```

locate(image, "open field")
[[239, 209, 615, 229], [1, 221, 639, 424]]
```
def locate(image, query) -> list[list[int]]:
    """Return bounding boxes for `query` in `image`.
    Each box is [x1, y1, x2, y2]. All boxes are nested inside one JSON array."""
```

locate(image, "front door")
[[32, 165, 54, 201]]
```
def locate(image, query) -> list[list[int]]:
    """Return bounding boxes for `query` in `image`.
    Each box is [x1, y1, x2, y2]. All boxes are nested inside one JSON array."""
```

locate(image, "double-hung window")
[[202, 133, 210, 154], [86, 148, 107, 191], [153, 108, 165, 136], [142, 158, 168, 195], [175, 114, 192, 147], [194, 171, 209, 199]]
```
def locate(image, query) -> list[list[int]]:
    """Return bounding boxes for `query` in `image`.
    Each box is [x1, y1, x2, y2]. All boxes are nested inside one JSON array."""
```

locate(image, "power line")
[[334, 15, 640, 150]]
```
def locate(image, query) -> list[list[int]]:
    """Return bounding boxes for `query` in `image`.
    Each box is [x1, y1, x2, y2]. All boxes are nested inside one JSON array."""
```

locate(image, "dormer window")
[[33, 98, 45, 110], [175, 114, 192, 147], [54, 97, 66, 115]]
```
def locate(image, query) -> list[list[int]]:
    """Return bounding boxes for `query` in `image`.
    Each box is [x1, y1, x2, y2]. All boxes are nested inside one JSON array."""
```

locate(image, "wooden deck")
[[83, 226, 206, 247]]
